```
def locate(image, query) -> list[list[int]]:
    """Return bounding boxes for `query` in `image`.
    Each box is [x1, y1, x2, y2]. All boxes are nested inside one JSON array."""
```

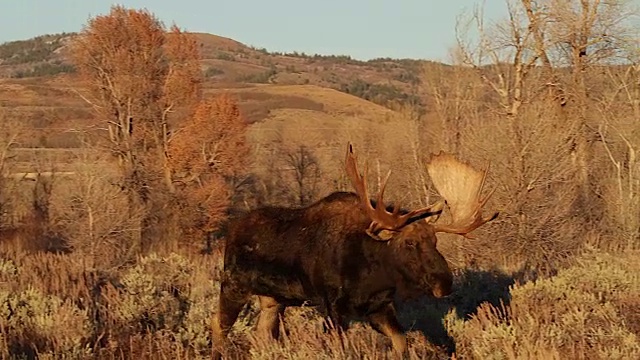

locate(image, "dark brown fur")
[[212, 191, 452, 358]]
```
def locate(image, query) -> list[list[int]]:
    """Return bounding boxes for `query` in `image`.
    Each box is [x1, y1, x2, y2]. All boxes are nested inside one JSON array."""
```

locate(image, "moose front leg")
[[212, 279, 250, 360], [367, 302, 407, 358]]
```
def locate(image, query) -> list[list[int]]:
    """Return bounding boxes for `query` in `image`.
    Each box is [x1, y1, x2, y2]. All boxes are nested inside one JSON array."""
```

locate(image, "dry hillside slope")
[[0, 32, 434, 152]]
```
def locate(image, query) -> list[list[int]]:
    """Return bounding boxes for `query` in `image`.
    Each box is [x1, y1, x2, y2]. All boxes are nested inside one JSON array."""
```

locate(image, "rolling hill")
[[0, 32, 455, 183], [0, 32, 443, 125], [0, 32, 437, 117]]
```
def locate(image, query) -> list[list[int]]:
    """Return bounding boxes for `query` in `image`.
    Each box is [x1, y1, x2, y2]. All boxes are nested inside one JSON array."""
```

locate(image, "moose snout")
[[431, 275, 453, 298], [432, 283, 453, 298]]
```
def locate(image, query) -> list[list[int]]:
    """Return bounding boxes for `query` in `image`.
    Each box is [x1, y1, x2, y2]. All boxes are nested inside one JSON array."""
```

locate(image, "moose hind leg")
[[367, 303, 407, 358], [256, 296, 286, 340], [212, 282, 249, 360]]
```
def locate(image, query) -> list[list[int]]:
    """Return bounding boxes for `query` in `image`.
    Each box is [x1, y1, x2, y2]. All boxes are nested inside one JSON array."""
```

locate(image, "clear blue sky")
[[3, 1, 510, 61]]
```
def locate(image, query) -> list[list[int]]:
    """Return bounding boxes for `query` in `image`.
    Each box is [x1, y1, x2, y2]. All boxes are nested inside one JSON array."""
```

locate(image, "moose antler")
[[345, 143, 442, 237], [426, 152, 499, 238]]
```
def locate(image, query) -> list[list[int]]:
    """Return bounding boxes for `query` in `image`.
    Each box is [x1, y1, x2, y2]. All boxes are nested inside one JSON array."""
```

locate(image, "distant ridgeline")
[[0, 32, 430, 111], [0, 33, 77, 78]]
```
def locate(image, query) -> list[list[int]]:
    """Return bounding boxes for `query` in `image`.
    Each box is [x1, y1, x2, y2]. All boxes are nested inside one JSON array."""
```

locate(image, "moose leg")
[[367, 303, 407, 358], [212, 281, 249, 360], [325, 312, 346, 333], [323, 300, 348, 334], [256, 296, 286, 340], [321, 306, 349, 354]]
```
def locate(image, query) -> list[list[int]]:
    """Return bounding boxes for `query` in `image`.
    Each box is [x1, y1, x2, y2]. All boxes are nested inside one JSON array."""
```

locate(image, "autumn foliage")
[[70, 6, 201, 175], [169, 94, 249, 241], [69, 5, 248, 251]]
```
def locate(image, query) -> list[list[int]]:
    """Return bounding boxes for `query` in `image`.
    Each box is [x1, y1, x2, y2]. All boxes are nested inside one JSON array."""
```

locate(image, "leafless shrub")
[[0, 146, 68, 254], [449, 104, 582, 273], [281, 144, 322, 206], [0, 108, 26, 229], [435, 0, 640, 272], [596, 96, 640, 249], [50, 149, 144, 269]]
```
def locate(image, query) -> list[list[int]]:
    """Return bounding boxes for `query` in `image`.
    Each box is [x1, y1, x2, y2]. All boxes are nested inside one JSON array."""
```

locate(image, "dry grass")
[[0, 243, 638, 359], [224, 85, 396, 119]]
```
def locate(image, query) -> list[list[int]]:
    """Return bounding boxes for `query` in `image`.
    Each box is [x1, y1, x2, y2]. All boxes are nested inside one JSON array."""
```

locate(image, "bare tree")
[[0, 109, 62, 254], [595, 59, 640, 249], [282, 144, 321, 207], [448, 0, 640, 270], [0, 108, 24, 229], [255, 145, 291, 207], [168, 94, 249, 247], [71, 7, 200, 191], [539, 0, 638, 214], [455, 0, 546, 118]]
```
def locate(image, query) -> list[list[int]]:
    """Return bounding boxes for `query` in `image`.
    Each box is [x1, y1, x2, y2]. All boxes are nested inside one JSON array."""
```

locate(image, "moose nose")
[[432, 282, 453, 298]]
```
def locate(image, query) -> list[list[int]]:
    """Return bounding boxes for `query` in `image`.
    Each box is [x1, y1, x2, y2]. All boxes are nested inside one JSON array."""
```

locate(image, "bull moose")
[[212, 143, 498, 358]]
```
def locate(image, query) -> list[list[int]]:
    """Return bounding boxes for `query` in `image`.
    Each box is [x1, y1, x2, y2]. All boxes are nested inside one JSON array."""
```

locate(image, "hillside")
[[0, 32, 450, 145], [0, 32, 439, 112], [0, 32, 455, 176]]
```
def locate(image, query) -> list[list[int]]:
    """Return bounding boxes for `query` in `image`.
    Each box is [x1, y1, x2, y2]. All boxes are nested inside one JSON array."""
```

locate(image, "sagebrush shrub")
[[0, 287, 91, 357], [110, 253, 193, 332], [446, 249, 640, 360]]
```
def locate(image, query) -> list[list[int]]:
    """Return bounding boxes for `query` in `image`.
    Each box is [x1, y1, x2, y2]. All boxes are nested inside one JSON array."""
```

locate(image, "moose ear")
[[366, 229, 396, 241]]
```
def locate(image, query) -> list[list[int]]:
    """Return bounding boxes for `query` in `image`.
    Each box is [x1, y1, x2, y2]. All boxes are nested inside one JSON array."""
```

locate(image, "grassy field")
[[1, 242, 638, 359]]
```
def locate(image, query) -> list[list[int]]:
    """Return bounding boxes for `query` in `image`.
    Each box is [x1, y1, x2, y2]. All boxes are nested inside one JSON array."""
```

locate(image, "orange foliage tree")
[[71, 6, 201, 195], [168, 94, 249, 242], [70, 5, 248, 250]]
